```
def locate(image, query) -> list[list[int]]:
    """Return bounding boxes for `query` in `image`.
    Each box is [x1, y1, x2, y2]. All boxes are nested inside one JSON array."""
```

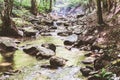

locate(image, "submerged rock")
[[50, 56, 68, 67]]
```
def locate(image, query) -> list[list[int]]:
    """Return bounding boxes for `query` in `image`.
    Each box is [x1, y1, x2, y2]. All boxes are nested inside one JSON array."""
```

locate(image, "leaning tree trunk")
[[96, 0, 104, 25], [31, 0, 38, 15], [0, 0, 21, 37]]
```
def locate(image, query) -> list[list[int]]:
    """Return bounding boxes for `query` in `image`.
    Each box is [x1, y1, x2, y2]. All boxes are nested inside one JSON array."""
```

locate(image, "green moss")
[[12, 18, 32, 27], [12, 8, 32, 17]]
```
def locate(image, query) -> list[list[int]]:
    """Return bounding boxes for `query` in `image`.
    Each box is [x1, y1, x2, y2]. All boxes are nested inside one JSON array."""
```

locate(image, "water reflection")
[[0, 52, 15, 72]]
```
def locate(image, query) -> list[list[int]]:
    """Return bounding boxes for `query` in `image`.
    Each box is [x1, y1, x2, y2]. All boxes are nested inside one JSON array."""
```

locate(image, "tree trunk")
[[31, 0, 38, 15], [49, 0, 52, 11], [96, 0, 104, 25], [102, 0, 108, 11], [0, 0, 21, 37]]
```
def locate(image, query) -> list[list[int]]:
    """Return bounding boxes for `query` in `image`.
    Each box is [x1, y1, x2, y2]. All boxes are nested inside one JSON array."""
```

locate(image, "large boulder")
[[36, 46, 56, 59], [23, 46, 39, 56], [21, 27, 39, 37], [23, 45, 55, 59], [0, 37, 18, 58], [0, 37, 18, 53]]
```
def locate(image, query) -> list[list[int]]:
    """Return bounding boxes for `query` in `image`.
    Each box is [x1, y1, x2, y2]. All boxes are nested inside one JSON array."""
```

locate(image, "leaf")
[[103, 72, 112, 78], [95, 74, 100, 78], [101, 68, 106, 76]]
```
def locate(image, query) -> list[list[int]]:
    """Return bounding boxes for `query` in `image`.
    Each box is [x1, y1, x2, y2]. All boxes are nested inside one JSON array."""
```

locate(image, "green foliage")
[[58, 0, 89, 7], [13, 0, 51, 12], [0, 0, 91, 12], [70, 0, 89, 5], [95, 68, 113, 80], [14, 0, 31, 8]]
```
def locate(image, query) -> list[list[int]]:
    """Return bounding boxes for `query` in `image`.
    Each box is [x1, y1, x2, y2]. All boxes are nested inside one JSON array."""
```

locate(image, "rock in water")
[[41, 43, 56, 52], [41, 19, 53, 26], [0, 37, 18, 53], [57, 32, 72, 36], [64, 40, 74, 45], [23, 45, 55, 59], [50, 56, 68, 67], [21, 27, 39, 37], [64, 34, 78, 45], [36, 46, 55, 59], [23, 46, 39, 56], [76, 14, 85, 18], [82, 57, 95, 64]]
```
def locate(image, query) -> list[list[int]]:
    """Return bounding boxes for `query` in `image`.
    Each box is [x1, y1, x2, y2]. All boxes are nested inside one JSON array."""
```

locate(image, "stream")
[[0, 36, 87, 80], [0, 1, 92, 80]]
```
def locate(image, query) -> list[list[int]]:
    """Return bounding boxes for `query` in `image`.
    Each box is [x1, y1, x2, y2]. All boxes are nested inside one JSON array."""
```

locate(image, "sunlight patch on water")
[[14, 50, 37, 69], [56, 47, 86, 66], [20, 36, 64, 47]]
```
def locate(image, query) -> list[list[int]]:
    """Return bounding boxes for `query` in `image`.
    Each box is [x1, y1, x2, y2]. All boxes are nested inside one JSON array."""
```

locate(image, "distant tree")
[[102, 0, 114, 12], [49, 0, 52, 11], [31, 0, 38, 15], [96, 0, 104, 25], [0, 0, 21, 37], [20, 0, 23, 7]]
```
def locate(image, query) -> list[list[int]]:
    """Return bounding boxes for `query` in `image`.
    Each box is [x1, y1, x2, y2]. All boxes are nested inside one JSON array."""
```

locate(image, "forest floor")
[[0, 6, 120, 80]]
